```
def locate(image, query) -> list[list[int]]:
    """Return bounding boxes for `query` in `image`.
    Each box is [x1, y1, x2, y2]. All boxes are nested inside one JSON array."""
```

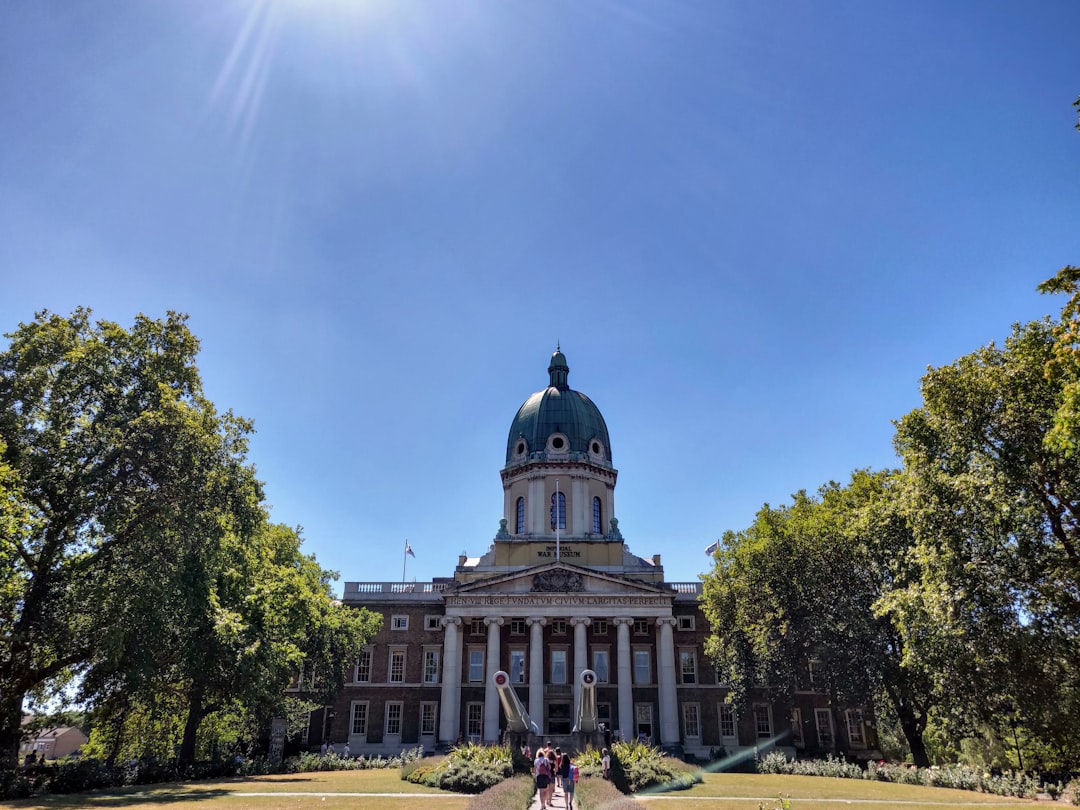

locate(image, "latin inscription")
[[446, 595, 669, 607]]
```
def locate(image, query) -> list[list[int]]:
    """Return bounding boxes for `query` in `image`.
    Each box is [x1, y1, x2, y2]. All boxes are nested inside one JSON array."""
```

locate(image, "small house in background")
[[19, 718, 88, 761]]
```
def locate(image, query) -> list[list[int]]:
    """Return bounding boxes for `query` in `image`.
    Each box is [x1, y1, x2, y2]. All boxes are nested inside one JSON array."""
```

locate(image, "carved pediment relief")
[[449, 562, 666, 597]]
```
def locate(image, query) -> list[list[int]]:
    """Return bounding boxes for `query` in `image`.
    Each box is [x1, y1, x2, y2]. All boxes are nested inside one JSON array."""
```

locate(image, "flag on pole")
[[405, 540, 415, 558]]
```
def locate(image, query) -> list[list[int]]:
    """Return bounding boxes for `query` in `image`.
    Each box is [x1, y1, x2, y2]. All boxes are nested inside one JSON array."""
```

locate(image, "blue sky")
[[2, 1, 1078, 587]]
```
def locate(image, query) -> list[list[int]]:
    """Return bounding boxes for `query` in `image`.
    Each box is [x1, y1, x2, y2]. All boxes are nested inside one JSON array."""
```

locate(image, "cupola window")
[[550, 491, 566, 531], [515, 497, 525, 534], [592, 497, 602, 534]]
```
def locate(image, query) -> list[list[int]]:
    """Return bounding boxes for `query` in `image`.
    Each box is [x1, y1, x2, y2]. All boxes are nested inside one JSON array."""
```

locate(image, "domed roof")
[[505, 349, 612, 466]]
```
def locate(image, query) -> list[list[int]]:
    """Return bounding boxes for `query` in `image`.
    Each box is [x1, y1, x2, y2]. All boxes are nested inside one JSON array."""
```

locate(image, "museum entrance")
[[548, 702, 572, 735]]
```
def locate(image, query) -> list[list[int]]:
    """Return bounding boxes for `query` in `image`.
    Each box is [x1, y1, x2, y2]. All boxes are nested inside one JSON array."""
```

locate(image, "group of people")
[[531, 741, 580, 810], [319, 741, 350, 758]]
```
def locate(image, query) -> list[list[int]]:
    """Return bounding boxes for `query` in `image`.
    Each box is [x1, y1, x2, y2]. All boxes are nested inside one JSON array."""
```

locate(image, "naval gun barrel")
[[492, 671, 539, 735], [573, 669, 599, 733]]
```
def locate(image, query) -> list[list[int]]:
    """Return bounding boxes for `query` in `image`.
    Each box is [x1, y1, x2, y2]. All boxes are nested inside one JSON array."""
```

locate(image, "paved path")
[[528, 780, 580, 810]]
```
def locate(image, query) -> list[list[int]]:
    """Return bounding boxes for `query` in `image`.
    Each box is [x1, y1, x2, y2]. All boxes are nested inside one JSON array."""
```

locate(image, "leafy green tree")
[[891, 318, 1080, 769], [701, 470, 935, 765], [0, 309, 380, 770], [1037, 265, 1080, 457]]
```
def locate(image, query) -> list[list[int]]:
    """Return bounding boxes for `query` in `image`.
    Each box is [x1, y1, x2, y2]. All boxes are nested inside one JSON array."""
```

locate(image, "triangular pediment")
[[447, 562, 669, 597]]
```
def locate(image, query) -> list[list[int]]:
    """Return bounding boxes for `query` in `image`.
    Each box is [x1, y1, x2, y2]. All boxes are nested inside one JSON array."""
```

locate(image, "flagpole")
[[402, 539, 408, 583], [555, 480, 561, 561]]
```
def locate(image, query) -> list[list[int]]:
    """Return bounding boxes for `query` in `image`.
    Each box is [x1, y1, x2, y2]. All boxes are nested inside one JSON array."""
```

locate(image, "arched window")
[[592, 497, 602, 534], [550, 491, 566, 531], [515, 497, 525, 534]]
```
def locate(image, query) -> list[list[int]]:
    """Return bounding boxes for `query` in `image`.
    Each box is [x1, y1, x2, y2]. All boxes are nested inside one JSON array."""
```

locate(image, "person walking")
[[534, 749, 552, 810], [564, 757, 579, 810], [557, 751, 570, 793], [601, 747, 611, 780]]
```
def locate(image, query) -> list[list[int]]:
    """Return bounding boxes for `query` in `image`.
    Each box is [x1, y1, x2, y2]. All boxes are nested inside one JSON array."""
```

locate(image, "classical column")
[[439, 617, 462, 744], [656, 617, 679, 745], [483, 616, 504, 742], [527, 616, 546, 732], [571, 617, 592, 721], [614, 617, 634, 741]]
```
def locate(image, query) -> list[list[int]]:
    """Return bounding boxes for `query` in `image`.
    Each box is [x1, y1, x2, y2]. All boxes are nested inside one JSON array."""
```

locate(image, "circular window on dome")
[[516, 441, 526, 455], [546, 433, 570, 455], [588, 438, 606, 461], [591, 441, 600, 454]]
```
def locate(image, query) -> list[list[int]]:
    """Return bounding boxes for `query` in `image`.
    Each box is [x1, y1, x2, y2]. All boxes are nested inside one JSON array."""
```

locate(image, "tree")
[[0, 309, 380, 770], [701, 470, 936, 765], [891, 318, 1080, 769], [1037, 265, 1080, 457]]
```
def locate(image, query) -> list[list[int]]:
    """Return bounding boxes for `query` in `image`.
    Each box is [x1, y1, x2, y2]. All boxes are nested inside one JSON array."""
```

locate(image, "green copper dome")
[[505, 349, 612, 467]]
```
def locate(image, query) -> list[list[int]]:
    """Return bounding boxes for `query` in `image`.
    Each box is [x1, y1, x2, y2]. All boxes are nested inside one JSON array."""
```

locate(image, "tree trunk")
[[895, 702, 930, 767], [176, 688, 205, 771], [0, 690, 25, 771]]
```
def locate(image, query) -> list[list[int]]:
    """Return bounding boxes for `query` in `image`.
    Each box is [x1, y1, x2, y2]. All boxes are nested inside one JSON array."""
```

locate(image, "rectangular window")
[[597, 702, 612, 727], [592, 650, 610, 683], [470, 618, 484, 636], [510, 649, 526, 683], [425, 615, 442, 631], [719, 704, 737, 740], [633, 649, 650, 684], [389, 649, 406, 683], [351, 702, 368, 736], [683, 703, 701, 738], [420, 703, 437, 737], [423, 649, 440, 684], [816, 708, 834, 748], [593, 619, 608, 635], [467, 703, 483, 740], [679, 650, 697, 684], [754, 704, 773, 739], [846, 709, 865, 746], [791, 708, 805, 747], [551, 649, 567, 684], [552, 619, 567, 635], [355, 649, 372, 683], [635, 703, 654, 741], [385, 702, 402, 736], [391, 615, 409, 631], [510, 617, 526, 635], [469, 649, 485, 682], [677, 615, 695, 631], [633, 619, 649, 635], [807, 659, 823, 691]]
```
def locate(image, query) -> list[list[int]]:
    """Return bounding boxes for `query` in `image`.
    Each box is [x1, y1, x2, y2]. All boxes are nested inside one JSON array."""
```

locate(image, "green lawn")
[[636, 772, 1045, 809], [0, 770, 1058, 810]]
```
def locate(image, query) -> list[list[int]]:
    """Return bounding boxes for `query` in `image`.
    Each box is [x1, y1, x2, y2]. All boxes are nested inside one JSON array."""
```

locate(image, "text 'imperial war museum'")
[[295, 349, 879, 759]]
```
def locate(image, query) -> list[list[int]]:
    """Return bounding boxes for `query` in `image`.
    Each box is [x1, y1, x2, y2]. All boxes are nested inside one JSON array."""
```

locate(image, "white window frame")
[[391, 614, 409, 631], [355, 648, 372, 683], [470, 618, 484, 636], [677, 615, 695, 631], [593, 619, 608, 635], [846, 709, 865, 747], [468, 648, 485, 682], [633, 648, 651, 684], [350, 701, 369, 739], [682, 703, 701, 739], [679, 649, 697, 684], [466, 703, 484, 742], [424, 614, 442, 631], [510, 648, 527, 683], [385, 701, 403, 737], [388, 647, 406, 683], [551, 649, 568, 684], [592, 649, 610, 683], [552, 619, 567, 635], [510, 617, 526, 635], [420, 702, 438, 737], [718, 704, 737, 742], [423, 648, 440, 684], [791, 707, 805, 747], [816, 708, 835, 748], [633, 619, 649, 635], [754, 703, 773, 739]]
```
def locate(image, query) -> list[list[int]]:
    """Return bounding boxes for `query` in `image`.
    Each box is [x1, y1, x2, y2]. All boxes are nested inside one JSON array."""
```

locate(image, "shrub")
[[607, 740, 701, 793], [464, 773, 534, 810], [403, 744, 514, 793], [1067, 777, 1080, 805], [575, 776, 639, 810]]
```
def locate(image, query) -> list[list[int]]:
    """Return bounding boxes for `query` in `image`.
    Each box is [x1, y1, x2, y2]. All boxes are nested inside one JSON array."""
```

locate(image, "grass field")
[[0, 769, 1060, 810]]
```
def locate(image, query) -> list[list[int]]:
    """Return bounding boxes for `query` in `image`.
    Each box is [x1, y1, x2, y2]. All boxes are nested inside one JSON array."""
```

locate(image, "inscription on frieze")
[[446, 594, 669, 607]]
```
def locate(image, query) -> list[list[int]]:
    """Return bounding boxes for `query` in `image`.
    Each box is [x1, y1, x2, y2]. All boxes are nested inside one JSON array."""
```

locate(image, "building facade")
[[313, 350, 877, 759]]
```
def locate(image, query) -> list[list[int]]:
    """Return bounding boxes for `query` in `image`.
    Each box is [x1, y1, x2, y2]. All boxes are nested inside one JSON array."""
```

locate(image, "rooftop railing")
[[667, 582, 703, 595], [343, 581, 450, 598]]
